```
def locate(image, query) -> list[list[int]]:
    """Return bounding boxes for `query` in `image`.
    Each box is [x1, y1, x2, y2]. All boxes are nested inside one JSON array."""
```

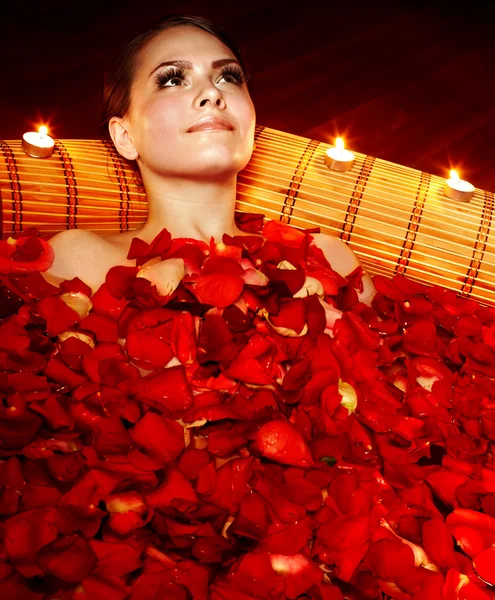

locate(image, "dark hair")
[[101, 14, 251, 137]]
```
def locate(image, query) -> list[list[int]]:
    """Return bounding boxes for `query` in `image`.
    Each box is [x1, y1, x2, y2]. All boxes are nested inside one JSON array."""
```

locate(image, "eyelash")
[[154, 65, 246, 89]]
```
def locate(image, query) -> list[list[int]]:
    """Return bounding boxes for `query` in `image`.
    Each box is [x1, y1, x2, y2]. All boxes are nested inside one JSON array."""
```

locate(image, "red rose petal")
[[315, 514, 370, 582], [0, 411, 43, 451], [202, 255, 244, 276], [8, 216, 495, 598], [306, 265, 340, 296], [364, 538, 415, 581], [190, 272, 244, 308], [38, 534, 97, 582], [229, 491, 267, 540], [0, 573, 44, 600], [178, 447, 211, 480], [265, 264, 306, 295], [473, 546, 495, 586], [446, 509, 495, 557], [0, 234, 54, 274], [201, 457, 254, 510], [442, 568, 491, 600], [131, 411, 185, 464], [90, 282, 128, 319], [93, 416, 133, 456], [255, 420, 314, 468], [44, 357, 87, 389], [21, 482, 62, 510], [224, 333, 278, 385], [82, 343, 130, 383], [131, 365, 193, 418], [4, 509, 58, 577], [37, 295, 80, 336], [198, 314, 236, 362], [172, 311, 198, 364], [80, 313, 119, 342], [46, 452, 84, 482], [127, 228, 172, 264], [422, 517, 457, 569], [125, 327, 174, 370], [262, 220, 306, 248], [146, 468, 198, 513], [79, 576, 130, 600], [235, 211, 265, 233], [261, 516, 314, 554], [0, 320, 30, 352], [90, 539, 142, 578], [105, 265, 140, 299], [269, 298, 307, 335], [403, 320, 439, 356]]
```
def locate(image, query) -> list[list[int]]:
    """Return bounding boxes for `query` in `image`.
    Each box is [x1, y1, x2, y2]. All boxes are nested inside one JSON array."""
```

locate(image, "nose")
[[200, 96, 224, 107], [196, 84, 226, 109]]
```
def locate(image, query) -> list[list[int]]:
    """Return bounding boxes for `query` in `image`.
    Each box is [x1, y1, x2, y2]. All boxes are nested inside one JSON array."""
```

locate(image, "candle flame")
[[38, 126, 48, 137], [335, 137, 344, 151], [450, 169, 459, 181]]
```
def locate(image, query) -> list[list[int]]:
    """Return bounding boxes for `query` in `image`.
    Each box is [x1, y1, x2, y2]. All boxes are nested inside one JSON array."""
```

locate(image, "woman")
[[4, 16, 495, 600], [44, 14, 375, 303]]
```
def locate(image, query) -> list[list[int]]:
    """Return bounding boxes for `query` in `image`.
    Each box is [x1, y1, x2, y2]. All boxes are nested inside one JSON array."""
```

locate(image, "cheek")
[[132, 97, 187, 169], [141, 97, 184, 141], [236, 95, 256, 132], [240, 98, 257, 155]]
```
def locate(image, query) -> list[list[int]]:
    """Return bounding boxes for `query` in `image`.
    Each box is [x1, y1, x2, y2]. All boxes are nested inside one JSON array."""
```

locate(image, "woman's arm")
[[310, 233, 376, 304]]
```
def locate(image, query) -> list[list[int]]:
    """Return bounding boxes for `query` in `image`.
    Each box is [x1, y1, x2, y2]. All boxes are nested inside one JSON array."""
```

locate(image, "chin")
[[190, 147, 251, 176]]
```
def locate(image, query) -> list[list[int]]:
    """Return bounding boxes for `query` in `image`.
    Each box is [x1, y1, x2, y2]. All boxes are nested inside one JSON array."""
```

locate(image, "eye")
[[154, 66, 186, 88], [219, 65, 246, 85], [153, 64, 247, 89]]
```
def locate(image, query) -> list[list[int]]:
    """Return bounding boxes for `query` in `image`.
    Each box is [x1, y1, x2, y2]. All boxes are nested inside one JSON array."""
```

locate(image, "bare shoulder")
[[45, 229, 132, 292], [48, 229, 111, 266], [48, 228, 106, 252], [310, 232, 376, 304], [311, 232, 347, 249], [310, 232, 361, 277]]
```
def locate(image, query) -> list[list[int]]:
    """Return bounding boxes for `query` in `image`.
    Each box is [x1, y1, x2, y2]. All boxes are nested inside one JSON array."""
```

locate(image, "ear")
[[108, 117, 139, 161]]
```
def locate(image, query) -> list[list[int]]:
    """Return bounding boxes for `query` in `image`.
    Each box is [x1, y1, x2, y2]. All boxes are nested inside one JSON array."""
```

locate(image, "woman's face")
[[120, 26, 256, 179]]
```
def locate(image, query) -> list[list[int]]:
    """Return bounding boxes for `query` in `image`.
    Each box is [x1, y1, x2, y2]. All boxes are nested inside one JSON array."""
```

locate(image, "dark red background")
[[2, 0, 495, 191]]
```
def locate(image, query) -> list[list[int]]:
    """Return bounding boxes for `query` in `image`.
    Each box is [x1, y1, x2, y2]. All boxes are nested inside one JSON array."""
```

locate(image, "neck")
[[134, 171, 245, 243]]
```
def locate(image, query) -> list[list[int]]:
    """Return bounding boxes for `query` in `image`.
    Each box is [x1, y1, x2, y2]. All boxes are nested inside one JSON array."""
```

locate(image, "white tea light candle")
[[444, 170, 474, 203], [325, 137, 355, 172], [22, 126, 54, 158]]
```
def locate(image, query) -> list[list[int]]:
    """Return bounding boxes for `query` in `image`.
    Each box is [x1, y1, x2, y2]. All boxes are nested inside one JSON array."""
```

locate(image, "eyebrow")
[[149, 58, 240, 78]]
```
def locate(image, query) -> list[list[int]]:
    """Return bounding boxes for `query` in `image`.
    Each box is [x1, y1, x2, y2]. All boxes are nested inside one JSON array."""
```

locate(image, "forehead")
[[137, 26, 235, 73]]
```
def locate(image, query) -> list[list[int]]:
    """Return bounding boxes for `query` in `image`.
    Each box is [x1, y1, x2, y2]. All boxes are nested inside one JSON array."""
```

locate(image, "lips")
[[187, 115, 234, 133]]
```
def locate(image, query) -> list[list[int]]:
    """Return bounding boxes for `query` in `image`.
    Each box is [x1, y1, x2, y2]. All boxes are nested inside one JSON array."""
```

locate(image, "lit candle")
[[325, 137, 355, 172], [444, 169, 474, 203], [22, 125, 55, 158]]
